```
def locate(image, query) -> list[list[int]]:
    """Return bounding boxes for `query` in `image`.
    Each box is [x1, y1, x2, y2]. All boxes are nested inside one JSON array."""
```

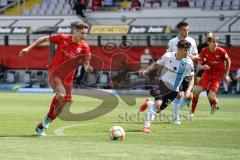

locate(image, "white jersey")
[[167, 36, 198, 56], [157, 52, 194, 92]]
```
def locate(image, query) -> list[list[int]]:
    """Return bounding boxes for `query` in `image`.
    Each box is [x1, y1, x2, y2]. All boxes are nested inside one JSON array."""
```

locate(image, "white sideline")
[[54, 123, 98, 136]]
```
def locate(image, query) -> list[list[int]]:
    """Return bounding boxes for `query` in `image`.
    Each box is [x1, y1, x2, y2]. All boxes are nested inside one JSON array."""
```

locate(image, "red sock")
[[191, 94, 199, 113], [47, 95, 72, 121], [47, 96, 60, 121]]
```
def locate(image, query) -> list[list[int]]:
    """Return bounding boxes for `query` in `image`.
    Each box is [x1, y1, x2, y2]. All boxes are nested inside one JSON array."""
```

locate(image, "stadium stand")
[[0, 19, 14, 26], [204, 0, 214, 9], [0, 0, 240, 91], [12, 18, 60, 31], [195, 0, 204, 8], [222, 0, 231, 10], [22, 0, 74, 16], [231, 0, 240, 10], [231, 19, 240, 32], [2, 0, 43, 15], [212, 0, 223, 10], [86, 8, 240, 32], [1, 0, 240, 16]]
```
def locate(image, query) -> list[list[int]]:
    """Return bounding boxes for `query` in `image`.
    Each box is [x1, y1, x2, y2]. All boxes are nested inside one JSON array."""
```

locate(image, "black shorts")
[[196, 70, 204, 78], [157, 91, 178, 111], [179, 77, 189, 92], [149, 80, 178, 111]]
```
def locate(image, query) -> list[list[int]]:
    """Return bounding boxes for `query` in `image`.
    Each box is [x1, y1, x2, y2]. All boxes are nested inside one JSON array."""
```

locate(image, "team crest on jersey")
[[76, 47, 82, 53]]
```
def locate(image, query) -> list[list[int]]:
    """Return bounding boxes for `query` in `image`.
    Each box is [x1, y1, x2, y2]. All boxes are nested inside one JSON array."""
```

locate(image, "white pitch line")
[[54, 123, 98, 136]]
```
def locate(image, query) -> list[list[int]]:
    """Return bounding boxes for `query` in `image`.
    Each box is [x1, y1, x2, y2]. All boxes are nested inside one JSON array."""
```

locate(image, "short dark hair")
[[73, 21, 89, 29], [207, 35, 219, 43], [177, 39, 191, 49], [205, 32, 212, 37], [176, 21, 188, 29]]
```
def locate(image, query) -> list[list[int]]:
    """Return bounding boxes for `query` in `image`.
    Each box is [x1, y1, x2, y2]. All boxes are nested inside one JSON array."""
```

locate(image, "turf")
[[0, 92, 240, 160]]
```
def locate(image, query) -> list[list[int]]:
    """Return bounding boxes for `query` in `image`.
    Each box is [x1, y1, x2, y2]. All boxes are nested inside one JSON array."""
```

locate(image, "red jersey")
[[199, 47, 228, 78], [49, 34, 91, 85]]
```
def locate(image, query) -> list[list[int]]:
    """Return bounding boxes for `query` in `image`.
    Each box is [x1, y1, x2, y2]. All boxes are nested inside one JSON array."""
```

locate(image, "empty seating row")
[[143, 0, 239, 10], [25, 0, 74, 16], [24, 8, 75, 16]]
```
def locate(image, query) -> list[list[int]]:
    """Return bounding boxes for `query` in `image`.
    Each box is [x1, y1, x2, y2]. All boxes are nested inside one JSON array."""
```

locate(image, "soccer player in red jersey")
[[19, 22, 93, 136], [191, 35, 231, 115]]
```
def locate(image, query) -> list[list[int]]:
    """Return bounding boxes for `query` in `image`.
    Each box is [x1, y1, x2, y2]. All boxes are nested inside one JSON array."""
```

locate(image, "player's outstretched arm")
[[140, 62, 162, 77], [185, 75, 194, 98], [188, 54, 199, 60], [224, 56, 231, 83], [19, 36, 50, 56], [197, 60, 210, 70]]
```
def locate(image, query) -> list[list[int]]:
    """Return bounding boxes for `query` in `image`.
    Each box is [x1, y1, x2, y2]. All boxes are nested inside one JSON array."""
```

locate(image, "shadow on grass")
[[110, 121, 144, 124], [125, 129, 143, 132], [110, 121, 174, 124], [0, 134, 40, 138]]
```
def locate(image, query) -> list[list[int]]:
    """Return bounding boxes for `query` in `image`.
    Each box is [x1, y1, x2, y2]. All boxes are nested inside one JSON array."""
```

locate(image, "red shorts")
[[198, 75, 222, 93]]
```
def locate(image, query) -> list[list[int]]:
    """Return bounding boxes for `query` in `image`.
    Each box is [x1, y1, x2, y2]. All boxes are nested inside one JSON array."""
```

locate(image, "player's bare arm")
[[224, 56, 231, 83], [185, 75, 194, 98], [198, 62, 210, 70], [141, 62, 162, 77], [188, 53, 199, 60], [19, 36, 50, 56], [139, 63, 155, 77]]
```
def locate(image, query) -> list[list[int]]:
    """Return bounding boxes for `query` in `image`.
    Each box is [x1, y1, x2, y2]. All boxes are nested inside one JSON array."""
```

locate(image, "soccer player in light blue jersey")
[[139, 39, 194, 133]]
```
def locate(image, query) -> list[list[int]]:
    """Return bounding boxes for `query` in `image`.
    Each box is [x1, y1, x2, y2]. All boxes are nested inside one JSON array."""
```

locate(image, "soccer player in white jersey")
[[168, 21, 198, 124], [234, 67, 240, 93], [139, 39, 194, 133], [167, 21, 198, 59]]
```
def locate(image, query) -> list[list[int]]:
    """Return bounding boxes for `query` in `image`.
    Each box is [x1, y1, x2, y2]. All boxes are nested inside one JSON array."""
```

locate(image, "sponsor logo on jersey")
[[77, 47, 82, 53]]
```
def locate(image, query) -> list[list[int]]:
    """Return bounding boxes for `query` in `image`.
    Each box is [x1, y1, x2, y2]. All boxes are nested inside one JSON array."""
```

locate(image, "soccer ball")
[[109, 126, 125, 141]]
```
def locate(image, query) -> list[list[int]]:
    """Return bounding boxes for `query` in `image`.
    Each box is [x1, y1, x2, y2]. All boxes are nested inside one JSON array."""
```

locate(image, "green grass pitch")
[[0, 92, 240, 160]]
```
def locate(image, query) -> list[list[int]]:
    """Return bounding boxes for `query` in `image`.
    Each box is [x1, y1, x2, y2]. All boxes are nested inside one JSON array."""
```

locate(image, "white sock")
[[144, 103, 157, 128], [223, 82, 228, 92], [237, 80, 240, 92], [147, 100, 154, 109], [180, 98, 190, 109], [172, 98, 181, 121]]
